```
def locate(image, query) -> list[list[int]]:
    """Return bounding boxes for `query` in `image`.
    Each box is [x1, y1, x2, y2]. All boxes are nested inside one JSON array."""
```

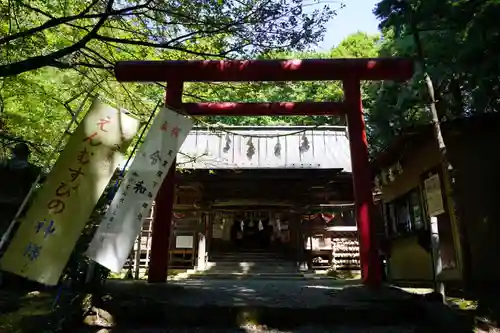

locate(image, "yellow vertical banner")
[[0, 99, 140, 285]]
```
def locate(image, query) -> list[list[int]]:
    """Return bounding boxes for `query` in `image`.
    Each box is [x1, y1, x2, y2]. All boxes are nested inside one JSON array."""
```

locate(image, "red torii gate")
[[114, 58, 414, 288]]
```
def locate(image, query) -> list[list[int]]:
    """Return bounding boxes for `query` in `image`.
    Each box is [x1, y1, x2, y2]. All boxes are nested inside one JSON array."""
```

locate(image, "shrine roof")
[[177, 125, 352, 171], [371, 112, 500, 172]]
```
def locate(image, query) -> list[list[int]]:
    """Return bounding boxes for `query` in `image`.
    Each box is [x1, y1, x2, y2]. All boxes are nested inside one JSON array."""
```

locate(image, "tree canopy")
[[0, 0, 335, 77], [1, 0, 499, 163], [368, 0, 500, 150], [0, 0, 337, 163]]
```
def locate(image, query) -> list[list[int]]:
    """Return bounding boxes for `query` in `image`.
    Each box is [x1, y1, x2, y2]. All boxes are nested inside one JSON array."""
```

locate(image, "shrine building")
[[128, 125, 364, 277], [372, 112, 500, 288]]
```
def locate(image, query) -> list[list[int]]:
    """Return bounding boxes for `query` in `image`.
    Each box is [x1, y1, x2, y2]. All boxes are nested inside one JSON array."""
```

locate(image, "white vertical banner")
[[86, 107, 194, 272]]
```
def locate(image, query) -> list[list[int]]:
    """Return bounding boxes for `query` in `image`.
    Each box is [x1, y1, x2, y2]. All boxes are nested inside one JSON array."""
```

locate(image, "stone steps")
[[209, 257, 289, 263], [187, 273, 306, 280], [206, 261, 296, 269], [207, 251, 298, 276], [210, 254, 289, 262]]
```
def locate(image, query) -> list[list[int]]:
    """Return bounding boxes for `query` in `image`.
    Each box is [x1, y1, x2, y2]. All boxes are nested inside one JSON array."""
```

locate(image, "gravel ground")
[[103, 279, 365, 308], [110, 325, 419, 333], [97, 279, 467, 333]]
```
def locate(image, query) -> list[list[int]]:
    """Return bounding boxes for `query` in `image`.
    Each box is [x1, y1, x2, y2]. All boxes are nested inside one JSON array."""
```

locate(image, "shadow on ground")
[[0, 279, 484, 333], [79, 280, 475, 333]]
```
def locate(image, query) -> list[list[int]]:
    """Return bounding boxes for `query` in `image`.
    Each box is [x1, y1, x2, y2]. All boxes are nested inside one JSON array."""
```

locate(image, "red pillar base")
[[344, 78, 382, 288]]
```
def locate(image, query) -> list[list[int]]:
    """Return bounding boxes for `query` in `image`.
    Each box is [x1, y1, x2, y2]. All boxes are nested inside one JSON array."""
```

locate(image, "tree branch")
[[1, 0, 99, 45], [83, 47, 115, 66], [94, 35, 231, 58], [50, 61, 114, 70], [0, 1, 150, 46], [0, 0, 115, 77]]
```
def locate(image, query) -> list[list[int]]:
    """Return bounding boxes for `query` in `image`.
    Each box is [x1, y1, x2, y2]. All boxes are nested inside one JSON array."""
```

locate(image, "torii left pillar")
[[147, 80, 182, 283]]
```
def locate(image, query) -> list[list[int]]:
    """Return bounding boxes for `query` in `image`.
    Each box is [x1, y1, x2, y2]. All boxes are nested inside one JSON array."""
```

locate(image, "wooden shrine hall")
[[115, 58, 414, 287], [127, 126, 362, 278]]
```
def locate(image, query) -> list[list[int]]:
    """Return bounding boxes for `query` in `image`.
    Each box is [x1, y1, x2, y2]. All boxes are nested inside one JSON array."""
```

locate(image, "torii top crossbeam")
[[115, 58, 413, 82], [114, 58, 413, 116], [114, 57, 414, 288]]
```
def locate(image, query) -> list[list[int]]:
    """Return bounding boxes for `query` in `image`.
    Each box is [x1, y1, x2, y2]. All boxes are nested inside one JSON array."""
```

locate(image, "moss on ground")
[[0, 291, 53, 333], [108, 268, 188, 280], [325, 269, 361, 280], [448, 297, 478, 311], [0, 281, 488, 333]]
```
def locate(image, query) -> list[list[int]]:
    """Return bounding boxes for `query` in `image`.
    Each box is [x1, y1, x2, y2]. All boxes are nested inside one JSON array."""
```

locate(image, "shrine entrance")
[[114, 58, 414, 288], [230, 215, 271, 251], [211, 208, 292, 254]]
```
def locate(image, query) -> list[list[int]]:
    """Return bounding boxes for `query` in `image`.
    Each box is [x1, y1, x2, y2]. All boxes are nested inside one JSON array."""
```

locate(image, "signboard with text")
[[86, 107, 193, 272], [424, 173, 445, 217]]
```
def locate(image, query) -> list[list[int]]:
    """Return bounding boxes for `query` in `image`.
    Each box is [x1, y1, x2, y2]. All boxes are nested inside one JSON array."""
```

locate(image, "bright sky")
[[314, 0, 381, 51]]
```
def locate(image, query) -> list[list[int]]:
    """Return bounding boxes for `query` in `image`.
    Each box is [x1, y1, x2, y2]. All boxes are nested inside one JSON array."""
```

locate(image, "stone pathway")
[[109, 325, 419, 332], [103, 279, 364, 308], [93, 279, 470, 333]]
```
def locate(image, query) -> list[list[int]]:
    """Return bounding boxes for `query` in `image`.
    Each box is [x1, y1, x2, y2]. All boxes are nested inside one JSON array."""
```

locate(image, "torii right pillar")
[[344, 77, 381, 288]]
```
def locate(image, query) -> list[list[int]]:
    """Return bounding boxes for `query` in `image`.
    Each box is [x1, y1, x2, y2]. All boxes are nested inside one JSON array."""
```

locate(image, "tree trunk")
[[410, 17, 472, 296]]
